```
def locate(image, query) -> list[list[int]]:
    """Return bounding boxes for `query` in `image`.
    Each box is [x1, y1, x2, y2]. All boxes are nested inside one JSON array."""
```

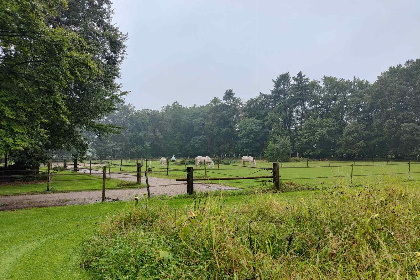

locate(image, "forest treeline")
[[90, 59, 420, 161]]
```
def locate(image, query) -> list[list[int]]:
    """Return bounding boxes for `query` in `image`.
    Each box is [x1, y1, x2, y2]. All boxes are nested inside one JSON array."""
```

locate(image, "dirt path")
[[0, 168, 239, 211]]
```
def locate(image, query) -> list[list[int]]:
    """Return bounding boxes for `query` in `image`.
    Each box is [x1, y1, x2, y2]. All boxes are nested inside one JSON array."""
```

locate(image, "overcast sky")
[[111, 0, 420, 110]]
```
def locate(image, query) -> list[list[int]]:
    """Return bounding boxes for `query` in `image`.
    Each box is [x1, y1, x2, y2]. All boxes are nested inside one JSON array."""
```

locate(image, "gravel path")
[[0, 168, 239, 211]]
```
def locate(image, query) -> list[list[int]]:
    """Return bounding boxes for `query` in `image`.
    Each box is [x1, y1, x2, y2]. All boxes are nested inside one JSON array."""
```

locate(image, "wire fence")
[[1, 159, 418, 200]]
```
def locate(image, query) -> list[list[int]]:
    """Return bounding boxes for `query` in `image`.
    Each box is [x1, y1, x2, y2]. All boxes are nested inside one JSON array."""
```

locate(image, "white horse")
[[160, 157, 167, 167], [171, 154, 176, 161], [195, 156, 214, 168], [242, 156, 256, 167]]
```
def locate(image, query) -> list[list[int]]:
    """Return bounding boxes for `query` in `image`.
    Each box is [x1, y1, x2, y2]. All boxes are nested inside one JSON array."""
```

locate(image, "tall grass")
[[81, 185, 420, 279]]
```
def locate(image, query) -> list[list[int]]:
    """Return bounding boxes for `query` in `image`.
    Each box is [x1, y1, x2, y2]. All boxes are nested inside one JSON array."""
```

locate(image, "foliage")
[[297, 117, 340, 158], [81, 185, 420, 279], [0, 0, 126, 167], [237, 118, 267, 156], [264, 135, 292, 162]]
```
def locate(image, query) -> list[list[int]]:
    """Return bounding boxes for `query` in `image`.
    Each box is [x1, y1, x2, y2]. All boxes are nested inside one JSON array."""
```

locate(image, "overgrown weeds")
[[81, 185, 420, 279]]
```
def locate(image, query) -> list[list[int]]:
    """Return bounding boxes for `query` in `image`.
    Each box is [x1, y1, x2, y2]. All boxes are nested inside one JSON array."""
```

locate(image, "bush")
[[81, 186, 420, 279]]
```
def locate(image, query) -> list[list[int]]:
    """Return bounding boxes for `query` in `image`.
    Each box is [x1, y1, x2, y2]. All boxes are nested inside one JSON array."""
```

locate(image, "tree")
[[237, 118, 267, 156], [369, 59, 420, 157], [205, 90, 242, 156], [264, 135, 292, 162], [296, 117, 340, 158], [0, 0, 126, 167]]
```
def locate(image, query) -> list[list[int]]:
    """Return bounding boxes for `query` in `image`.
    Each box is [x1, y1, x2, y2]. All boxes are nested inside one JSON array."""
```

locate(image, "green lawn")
[[0, 201, 130, 280], [0, 171, 141, 196]]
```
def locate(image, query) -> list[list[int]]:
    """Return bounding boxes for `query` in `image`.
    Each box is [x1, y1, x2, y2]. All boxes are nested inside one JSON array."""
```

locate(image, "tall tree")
[[370, 59, 420, 157], [0, 0, 126, 167]]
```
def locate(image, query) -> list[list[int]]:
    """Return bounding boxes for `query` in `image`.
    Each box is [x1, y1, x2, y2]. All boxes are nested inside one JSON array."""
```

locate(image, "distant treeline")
[[90, 59, 419, 160]]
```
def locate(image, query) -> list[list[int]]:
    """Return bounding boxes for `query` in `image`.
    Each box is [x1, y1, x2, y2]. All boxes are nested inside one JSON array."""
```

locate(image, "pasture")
[[88, 159, 419, 190]]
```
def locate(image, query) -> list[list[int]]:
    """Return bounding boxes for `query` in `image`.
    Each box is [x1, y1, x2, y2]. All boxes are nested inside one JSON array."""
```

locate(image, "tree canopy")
[[88, 59, 419, 161], [0, 0, 126, 167]]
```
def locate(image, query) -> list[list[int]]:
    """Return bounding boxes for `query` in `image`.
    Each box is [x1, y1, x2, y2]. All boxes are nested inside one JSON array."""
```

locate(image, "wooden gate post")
[[137, 163, 141, 184], [273, 162, 280, 191], [102, 166, 106, 202], [187, 167, 194, 195]]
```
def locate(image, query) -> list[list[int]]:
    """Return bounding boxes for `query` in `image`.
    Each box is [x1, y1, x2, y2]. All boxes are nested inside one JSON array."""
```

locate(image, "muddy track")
[[0, 168, 239, 211]]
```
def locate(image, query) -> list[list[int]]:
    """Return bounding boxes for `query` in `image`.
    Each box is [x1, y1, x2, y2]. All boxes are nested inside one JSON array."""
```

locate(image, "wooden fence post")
[[145, 171, 151, 198], [73, 158, 78, 172], [408, 161, 411, 180], [204, 160, 207, 177], [47, 162, 51, 191], [137, 163, 141, 184], [102, 166, 106, 202], [306, 159, 309, 168], [350, 164, 354, 185], [120, 158, 123, 171], [63, 159, 67, 169], [273, 162, 280, 191], [218, 157, 220, 169], [108, 164, 111, 178], [89, 159, 92, 175], [187, 167, 194, 195], [146, 159, 148, 170], [166, 158, 169, 176]]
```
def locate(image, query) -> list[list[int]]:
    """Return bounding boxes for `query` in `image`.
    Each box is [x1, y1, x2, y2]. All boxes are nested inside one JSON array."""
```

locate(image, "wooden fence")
[[176, 162, 281, 194]]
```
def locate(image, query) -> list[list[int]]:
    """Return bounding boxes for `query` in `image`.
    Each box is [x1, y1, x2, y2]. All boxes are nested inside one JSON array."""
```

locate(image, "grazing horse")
[[242, 156, 256, 167], [171, 154, 176, 161], [160, 157, 167, 167], [195, 156, 214, 168]]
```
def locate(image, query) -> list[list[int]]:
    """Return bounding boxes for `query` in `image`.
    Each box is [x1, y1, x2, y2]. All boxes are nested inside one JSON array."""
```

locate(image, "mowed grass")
[[0, 201, 132, 280], [0, 171, 140, 196]]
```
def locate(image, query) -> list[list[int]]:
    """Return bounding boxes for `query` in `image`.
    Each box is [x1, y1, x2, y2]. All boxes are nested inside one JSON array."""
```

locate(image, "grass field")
[[0, 171, 140, 196], [86, 159, 419, 190], [1, 160, 419, 279]]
